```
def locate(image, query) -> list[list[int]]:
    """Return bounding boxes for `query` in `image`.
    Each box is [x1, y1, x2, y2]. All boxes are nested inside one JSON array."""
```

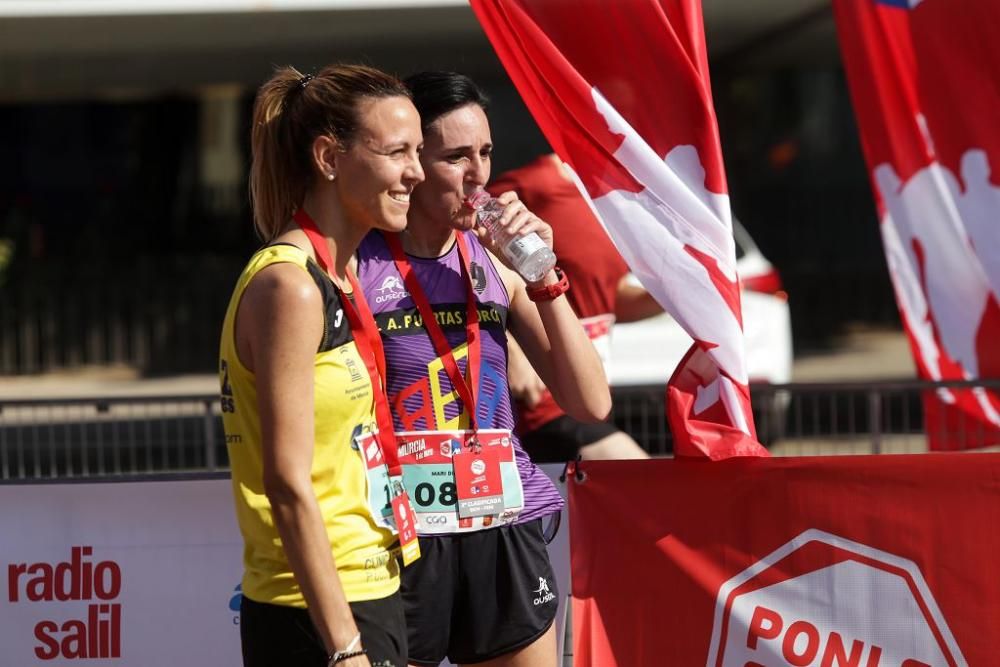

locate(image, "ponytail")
[[249, 64, 410, 241]]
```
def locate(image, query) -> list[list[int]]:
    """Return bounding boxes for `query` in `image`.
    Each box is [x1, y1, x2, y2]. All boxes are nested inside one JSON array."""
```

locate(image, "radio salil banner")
[[0, 479, 243, 666]]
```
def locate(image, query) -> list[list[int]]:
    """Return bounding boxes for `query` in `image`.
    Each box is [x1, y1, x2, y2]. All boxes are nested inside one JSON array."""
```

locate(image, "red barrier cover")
[[569, 455, 1000, 665]]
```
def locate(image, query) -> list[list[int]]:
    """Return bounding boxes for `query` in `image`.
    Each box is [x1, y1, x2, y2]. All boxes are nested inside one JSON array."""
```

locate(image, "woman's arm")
[[479, 191, 611, 422], [505, 265, 611, 422], [237, 263, 369, 665], [506, 332, 548, 408]]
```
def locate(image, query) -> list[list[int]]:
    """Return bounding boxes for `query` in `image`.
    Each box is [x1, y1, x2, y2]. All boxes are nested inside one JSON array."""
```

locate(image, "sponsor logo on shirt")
[[375, 276, 409, 304], [470, 261, 488, 294]]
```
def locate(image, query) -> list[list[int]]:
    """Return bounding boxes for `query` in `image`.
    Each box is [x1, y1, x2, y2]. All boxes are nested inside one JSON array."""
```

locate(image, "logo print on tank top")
[[340, 347, 364, 383], [375, 275, 409, 303], [469, 261, 488, 294]]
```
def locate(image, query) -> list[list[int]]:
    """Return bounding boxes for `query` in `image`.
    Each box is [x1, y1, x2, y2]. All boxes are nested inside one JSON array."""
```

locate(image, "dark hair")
[[249, 64, 410, 241], [403, 71, 490, 132]]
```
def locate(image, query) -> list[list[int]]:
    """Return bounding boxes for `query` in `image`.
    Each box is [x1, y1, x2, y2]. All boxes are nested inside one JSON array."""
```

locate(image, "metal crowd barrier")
[[0, 395, 225, 481], [613, 378, 1000, 456], [2, 379, 999, 481]]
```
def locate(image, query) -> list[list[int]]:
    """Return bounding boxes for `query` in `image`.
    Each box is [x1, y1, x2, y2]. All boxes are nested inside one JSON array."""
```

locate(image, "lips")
[[452, 208, 478, 231]]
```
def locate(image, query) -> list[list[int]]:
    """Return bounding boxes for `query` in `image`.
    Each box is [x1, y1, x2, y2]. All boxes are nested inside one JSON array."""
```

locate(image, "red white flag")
[[834, 0, 1000, 450], [469, 0, 767, 459]]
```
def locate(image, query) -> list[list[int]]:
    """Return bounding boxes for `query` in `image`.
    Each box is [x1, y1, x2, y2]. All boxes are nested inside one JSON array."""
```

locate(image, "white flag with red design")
[[470, 0, 766, 458], [835, 0, 1000, 450]]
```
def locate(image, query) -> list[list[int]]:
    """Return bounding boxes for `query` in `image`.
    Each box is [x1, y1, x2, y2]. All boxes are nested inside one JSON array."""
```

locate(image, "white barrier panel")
[[1, 479, 244, 666], [1, 466, 572, 666]]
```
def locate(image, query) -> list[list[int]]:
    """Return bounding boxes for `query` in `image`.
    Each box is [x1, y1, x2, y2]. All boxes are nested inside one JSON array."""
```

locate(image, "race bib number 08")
[[358, 429, 524, 535]]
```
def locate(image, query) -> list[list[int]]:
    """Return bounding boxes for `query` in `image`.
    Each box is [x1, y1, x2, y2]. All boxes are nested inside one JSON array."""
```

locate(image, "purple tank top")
[[357, 230, 563, 525]]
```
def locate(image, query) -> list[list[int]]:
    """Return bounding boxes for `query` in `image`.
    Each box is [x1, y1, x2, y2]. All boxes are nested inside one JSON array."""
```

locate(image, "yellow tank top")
[[220, 244, 398, 606]]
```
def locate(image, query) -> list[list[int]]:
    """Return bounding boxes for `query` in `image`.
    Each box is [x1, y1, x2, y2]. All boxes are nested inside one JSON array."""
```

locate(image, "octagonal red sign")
[[707, 529, 966, 667]]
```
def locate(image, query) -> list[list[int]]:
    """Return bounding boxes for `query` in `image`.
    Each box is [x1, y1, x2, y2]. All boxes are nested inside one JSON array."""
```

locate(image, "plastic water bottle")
[[465, 191, 556, 282]]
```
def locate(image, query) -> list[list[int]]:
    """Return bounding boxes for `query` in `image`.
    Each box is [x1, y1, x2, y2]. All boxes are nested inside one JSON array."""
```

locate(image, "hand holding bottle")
[[464, 190, 556, 282]]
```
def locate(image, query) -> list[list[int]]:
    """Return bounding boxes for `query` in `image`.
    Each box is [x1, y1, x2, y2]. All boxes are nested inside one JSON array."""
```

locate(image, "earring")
[[327, 173, 336, 181]]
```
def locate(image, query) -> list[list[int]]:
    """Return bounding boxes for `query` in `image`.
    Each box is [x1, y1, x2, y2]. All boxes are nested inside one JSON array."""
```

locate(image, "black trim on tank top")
[[267, 242, 353, 353]]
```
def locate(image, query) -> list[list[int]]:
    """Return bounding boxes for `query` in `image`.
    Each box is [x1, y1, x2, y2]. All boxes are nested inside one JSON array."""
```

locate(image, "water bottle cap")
[[463, 190, 491, 211]]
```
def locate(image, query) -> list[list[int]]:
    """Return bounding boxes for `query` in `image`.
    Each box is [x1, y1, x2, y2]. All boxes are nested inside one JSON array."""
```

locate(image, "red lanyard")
[[383, 231, 482, 436], [292, 208, 402, 475]]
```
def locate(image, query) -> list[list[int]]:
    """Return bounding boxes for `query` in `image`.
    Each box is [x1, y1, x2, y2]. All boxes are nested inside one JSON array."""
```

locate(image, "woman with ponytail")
[[220, 64, 424, 667]]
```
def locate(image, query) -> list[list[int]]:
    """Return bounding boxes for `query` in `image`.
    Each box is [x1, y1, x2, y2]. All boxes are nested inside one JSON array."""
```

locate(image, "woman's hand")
[[473, 191, 554, 272]]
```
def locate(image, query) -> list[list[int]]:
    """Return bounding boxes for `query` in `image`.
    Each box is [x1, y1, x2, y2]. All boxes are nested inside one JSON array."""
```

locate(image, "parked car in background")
[[608, 220, 792, 447]]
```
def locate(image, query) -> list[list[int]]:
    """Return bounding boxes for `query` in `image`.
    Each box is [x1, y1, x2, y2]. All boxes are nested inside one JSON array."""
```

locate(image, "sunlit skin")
[[243, 93, 424, 365], [333, 95, 425, 236], [403, 103, 552, 261], [266, 95, 424, 291], [408, 103, 492, 234]]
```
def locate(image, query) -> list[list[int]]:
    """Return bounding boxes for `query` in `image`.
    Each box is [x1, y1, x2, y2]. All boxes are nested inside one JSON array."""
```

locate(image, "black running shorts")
[[520, 414, 621, 463], [240, 591, 407, 667], [401, 519, 559, 666]]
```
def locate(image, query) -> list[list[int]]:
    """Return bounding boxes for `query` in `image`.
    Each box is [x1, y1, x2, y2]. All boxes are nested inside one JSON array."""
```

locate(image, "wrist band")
[[331, 649, 367, 664], [327, 633, 363, 667], [526, 266, 570, 302]]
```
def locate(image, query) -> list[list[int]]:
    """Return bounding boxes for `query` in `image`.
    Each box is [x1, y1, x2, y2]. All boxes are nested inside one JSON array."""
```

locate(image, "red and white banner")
[[470, 2, 1000, 666], [834, 0, 1000, 450], [0, 479, 243, 666], [469, 0, 766, 459], [569, 455, 1000, 665]]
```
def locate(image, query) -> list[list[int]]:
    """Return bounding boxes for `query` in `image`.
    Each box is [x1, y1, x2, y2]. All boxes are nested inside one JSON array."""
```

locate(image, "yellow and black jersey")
[[219, 244, 398, 607]]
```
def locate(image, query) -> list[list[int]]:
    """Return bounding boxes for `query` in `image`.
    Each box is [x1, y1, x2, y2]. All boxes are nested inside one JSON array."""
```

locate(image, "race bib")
[[453, 446, 505, 518], [359, 429, 524, 535], [356, 431, 396, 530]]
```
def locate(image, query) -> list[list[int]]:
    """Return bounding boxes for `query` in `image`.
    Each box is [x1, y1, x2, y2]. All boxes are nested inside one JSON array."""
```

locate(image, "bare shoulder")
[[233, 258, 323, 372], [242, 261, 322, 320]]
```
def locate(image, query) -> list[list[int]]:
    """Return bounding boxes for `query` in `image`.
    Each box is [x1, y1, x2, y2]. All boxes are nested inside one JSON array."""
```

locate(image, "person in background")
[[490, 154, 655, 462], [220, 64, 424, 667], [356, 72, 610, 667]]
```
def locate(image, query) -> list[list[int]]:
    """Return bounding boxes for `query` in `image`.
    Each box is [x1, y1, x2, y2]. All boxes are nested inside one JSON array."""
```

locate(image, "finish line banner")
[[569, 454, 1000, 666]]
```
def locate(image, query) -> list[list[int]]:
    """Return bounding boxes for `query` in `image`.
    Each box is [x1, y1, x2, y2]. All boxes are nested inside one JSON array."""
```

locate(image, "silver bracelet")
[[326, 633, 362, 667], [330, 649, 366, 664]]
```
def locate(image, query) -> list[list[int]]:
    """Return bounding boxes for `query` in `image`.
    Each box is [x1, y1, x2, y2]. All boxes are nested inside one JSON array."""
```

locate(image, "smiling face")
[[410, 103, 493, 231], [333, 95, 424, 233]]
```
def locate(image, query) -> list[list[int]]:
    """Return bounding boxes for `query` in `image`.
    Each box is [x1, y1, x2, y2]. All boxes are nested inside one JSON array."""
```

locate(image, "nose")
[[404, 152, 424, 185], [466, 154, 489, 188]]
